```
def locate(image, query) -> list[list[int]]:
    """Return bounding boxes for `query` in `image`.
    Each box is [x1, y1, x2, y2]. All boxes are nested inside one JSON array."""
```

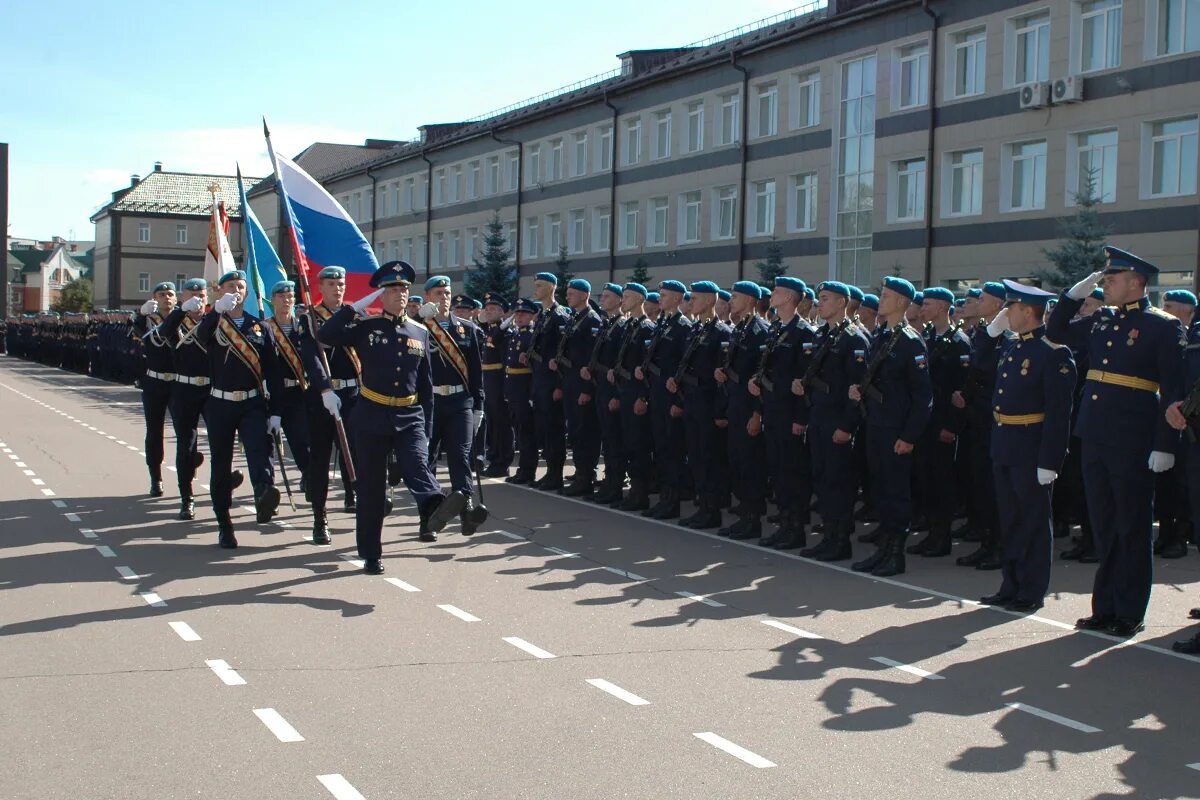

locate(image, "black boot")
[[149, 467, 164, 497], [178, 491, 194, 521], [919, 521, 953, 558], [718, 515, 749, 538], [561, 471, 595, 498], [460, 496, 488, 536], [217, 512, 237, 549], [620, 481, 651, 512], [772, 513, 807, 550], [1160, 520, 1191, 559], [418, 490, 468, 542], [871, 532, 907, 577], [193, 450, 205, 469], [536, 465, 564, 492], [852, 534, 890, 572], [815, 518, 854, 562], [255, 486, 281, 524], [312, 510, 331, 545], [857, 525, 883, 544], [728, 514, 762, 541], [342, 489, 356, 512], [592, 478, 623, 505], [230, 470, 244, 491], [905, 530, 935, 555], [506, 470, 535, 485], [957, 529, 995, 567], [688, 503, 723, 530], [645, 487, 678, 519]]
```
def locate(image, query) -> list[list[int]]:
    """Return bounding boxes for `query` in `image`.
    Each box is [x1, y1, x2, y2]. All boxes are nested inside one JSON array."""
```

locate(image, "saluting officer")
[[479, 293, 514, 479], [552, 278, 603, 498], [611, 284, 657, 511], [264, 280, 313, 534], [526, 273, 572, 490], [133, 281, 178, 496], [504, 299, 541, 485], [638, 280, 693, 520], [587, 283, 628, 505], [1049, 246, 1185, 637], [315, 261, 465, 573]]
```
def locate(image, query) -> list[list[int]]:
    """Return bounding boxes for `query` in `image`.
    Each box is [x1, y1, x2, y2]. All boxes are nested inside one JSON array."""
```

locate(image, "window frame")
[[750, 178, 777, 237], [175, 223, 188, 245], [891, 157, 927, 222], [138, 272, 150, 292], [788, 172, 818, 233], [1142, 115, 1200, 197], [593, 206, 612, 253], [943, 148, 985, 218], [572, 132, 588, 177], [568, 209, 586, 254], [1002, 139, 1049, 212], [679, 191, 703, 244], [714, 186, 738, 240], [624, 118, 642, 166], [653, 110, 672, 160], [1008, 10, 1051, 87], [137, 222, 151, 243], [648, 196, 669, 246], [719, 92, 741, 146], [948, 26, 987, 99], [686, 101, 704, 153], [754, 82, 779, 139], [792, 70, 821, 129], [895, 41, 930, 110], [1067, 128, 1119, 204], [620, 201, 640, 250]]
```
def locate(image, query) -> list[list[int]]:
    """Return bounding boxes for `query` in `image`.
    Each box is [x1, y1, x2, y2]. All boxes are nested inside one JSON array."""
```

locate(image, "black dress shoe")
[[193, 451, 204, 469], [418, 530, 437, 543], [1078, 550, 1100, 564], [979, 593, 1013, 606], [1005, 599, 1043, 613], [218, 528, 238, 549], [426, 490, 469, 534], [1189, 607, 1200, 620], [1106, 618, 1145, 637], [178, 499, 195, 521], [506, 471, 534, 485], [1172, 632, 1200, 654], [343, 491, 357, 512], [312, 516, 331, 546], [363, 559, 384, 575], [230, 470, 244, 491], [1075, 614, 1114, 631], [255, 486, 280, 524], [149, 481, 164, 498]]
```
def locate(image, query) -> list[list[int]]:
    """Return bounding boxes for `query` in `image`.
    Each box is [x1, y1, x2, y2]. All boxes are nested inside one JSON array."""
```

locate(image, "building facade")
[[6, 238, 93, 314], [283, 0, 1200, 295]]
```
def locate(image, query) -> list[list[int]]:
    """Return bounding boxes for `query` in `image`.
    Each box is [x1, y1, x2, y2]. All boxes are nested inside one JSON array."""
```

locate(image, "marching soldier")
[[264, 281, 313, 531], [526, 273, 572, 490], [133, 281, 178, 496], [479, 293, 514, 478], [552, 279, 603, 498], [504, 299, 540, 485], [586, 283, 627, 505], [611, 284, 657, 511]]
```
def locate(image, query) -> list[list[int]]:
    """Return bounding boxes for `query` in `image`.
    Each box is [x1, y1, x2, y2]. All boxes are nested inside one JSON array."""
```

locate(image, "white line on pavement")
[[30, 478, 44, 485], [317, 774, 367, 800], [543, 546, 579, 557], [64, 512, 80, 522], [502, 636, 556, 659], [693, 732, 776, 768], [114, 566, 140, 580], [40, 489, 55, 496], [338, 554, 365, 569], [51, 499, 66, 508], [205, 659, 247, 686], [15, 461, 27, 467], [384, 578, 421, 592], [1188, 763, 1200, 772], [115, 440, 126, 445], [253, 708, 304, 742], [1005, 702, 1101, 734], [760, 619, 824, 639], [140, 592, 166, 608], [22, 470, 35, 476], [496, 530, 526, 540], [675, 590, 725, 608], [169, 621, 201, 642], [437, 604, 481, 622], [602, 566, 649, 581], [79, 529, 97, 539], [586, 678, 650, 706], [871, 656, 944, 680], [95, 545, 116, 558]]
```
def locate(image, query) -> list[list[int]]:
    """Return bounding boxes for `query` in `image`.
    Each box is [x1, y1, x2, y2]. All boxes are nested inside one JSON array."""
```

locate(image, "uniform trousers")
[[619, 381, 654, 484], [207, 396, 273, 515], [170, 383, 209, 491], [650, 379, 686, 490], [809, 414, 857, 524], [1082, 441, 1155, 621], [563, 373, 601, 476], [430, 392, 474, 496], [271, 387, 311, 486], [596, 376, 623, 483], [764, 398, 810, 519], [506, 378, 537, 475], [304, 387, 358, 512], [141, 376, 173, 475], [867, 424, 914, 537], [483, 371, 513, 469], [532, 372, 566, 469], [725, 399, 766, 514], [681, 385, 725, 501], [993, 462, 1053, 602]]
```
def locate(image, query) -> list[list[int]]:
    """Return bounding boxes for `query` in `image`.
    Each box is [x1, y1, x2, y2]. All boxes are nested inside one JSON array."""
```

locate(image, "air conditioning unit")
[[1019, 82, 1051, 110], [1052, 75, 1085, 103]]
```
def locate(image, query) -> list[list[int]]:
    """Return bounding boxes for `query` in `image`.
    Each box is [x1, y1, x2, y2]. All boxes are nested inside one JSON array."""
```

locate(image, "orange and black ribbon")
[[312, 303, 362, 377], [424, 317, 470, 387], [266, 317, 308, 390], [217, 314, 263, 385]]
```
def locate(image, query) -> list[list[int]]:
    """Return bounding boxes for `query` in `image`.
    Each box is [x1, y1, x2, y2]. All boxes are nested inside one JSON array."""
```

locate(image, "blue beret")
[[683, 292, 692, 302], [912, 291, 924, 304], [1003, 278, 1056, 307], [483, 292, 510, 310], [646, 292, 661, 303], [217, 270, 246, 286], [732, 280, 761, 299], [848, 285, 865, 302], [1164, 289, 1198, 306], [603, 282, 623, 297], [1104, 245, 1159, 277], [181, 278, 207, 292], [660, 280, 686, 294], [775, 276, 807, 295], [514, 298, 540, 314], [370, 260, 416, 288], [923, 287, 955, 304], [535, 272, 558, 285], [568, 278, 592, 293], [456, 295, 482, 309], [883, 276, 917, 300], [270, 280, 296, 296], [691, 280, 720, 294], [966, 287, 983, 299], [862, 294, 880, 311], [1091, 287, 1106, 301], [624, 282, 647, 297], [423, 275, 451, 292], [982, 281, 1007, 300], [804, 287, 816, 300], [717, 290, 732, 301], [954, 298, 965, 307], [817, 281, 851, 299], [152, 281, 176, 293], [318, 266, 346, 280]]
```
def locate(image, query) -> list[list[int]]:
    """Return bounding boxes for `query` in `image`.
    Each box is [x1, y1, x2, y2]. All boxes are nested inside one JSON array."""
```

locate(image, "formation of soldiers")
[[5, 247, 1200, 654], [5, 309, 144, 382]]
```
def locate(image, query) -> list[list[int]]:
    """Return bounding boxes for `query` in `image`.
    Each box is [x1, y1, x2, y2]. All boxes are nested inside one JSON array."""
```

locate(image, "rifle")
[[613, 314, 646, 382], [555, 306, 594, 370], [799, 318, 850, 403], [587, 315, 619, 377], [854, 321, 905, 405], [751, 319, 791, 393], [1180, 376, 1200, 442], [673, 319, 713, 389]]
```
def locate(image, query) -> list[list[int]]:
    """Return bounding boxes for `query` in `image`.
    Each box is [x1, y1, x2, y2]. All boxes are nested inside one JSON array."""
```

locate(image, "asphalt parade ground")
[[1, 357, 1198, 800]]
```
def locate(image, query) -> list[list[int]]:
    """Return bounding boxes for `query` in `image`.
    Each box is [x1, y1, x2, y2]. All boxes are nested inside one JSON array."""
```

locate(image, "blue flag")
[[238, 167, 286, 318]]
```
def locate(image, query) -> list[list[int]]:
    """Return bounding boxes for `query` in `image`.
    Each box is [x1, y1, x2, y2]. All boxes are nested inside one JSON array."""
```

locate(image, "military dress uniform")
[[1171, 313, 1200, 652], [504, 300, 539, 484], [641, 282, 693, 519], [480, 293, 514, 478], [527, 281, 572, 489], [262, 288, 312, 514], [591, 289, 628, 504], [133, 284, 177, 496], [612, 287, 657, 511], [555, 280, 603, 497]]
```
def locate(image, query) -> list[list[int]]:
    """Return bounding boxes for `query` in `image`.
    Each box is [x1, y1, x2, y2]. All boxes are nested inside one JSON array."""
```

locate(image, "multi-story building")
[[6, 237, 93, 314], [90, 164, 256, 309], [287, 0, 1200, 295]]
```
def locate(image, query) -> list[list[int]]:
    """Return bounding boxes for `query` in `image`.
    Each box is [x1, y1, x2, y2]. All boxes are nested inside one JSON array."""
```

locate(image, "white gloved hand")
[[1036, 468, 1057, 485], [213, 292, 240, 314], [321, 389, 342, 418], [986, 307, 1011, 338], [1149, 451, 1176, 473], [1067, 271, 1105, 301], [472, 409, 484, 435], [139, 299, 158, 316], [267, 416, 282, 435], [418, 302, 438, 320], [181, 296, 204, 313], [351, 288, 384, 314]]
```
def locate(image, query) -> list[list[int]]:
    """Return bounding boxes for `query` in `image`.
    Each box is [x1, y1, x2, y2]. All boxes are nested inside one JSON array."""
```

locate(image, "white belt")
[[330, 378, 358, 390], [145, 370, 175, 382], [284, 378, 302, 388], [433, 385, 465, 396], [175, 375, 210, 386], [210, 388, 259, 402]]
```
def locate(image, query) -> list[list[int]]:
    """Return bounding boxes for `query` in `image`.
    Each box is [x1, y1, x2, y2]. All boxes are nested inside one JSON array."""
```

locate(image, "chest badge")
[[1127, 329, 1139, 347], [1021, 358, 1030, 377]]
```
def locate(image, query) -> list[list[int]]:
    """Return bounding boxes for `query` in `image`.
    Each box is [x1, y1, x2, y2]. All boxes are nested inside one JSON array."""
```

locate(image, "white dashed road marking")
[[675, 590, 725, 608], [253, 708, 304, 742], [64, 512, 80, 522], [761, 619, 824, 639], [169, 621, 201, 642], [205, 659, 247, 686], [502, 636, 556, 659], [437, 604, 480, 623], [384, 578, 421, 592], [115, 566, 140, 580], [1005, 702, 1101, 734], [317, 774, 367, 800], [140, 592, 166, 608], [693, 732, 776, 768], [95, 545, 116, 558], [871, 656, 944, 680], [586, 678, 649, 706]]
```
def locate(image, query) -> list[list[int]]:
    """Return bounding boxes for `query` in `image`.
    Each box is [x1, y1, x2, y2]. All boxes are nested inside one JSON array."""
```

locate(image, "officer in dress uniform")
[[552, 278, 603, 498], [796, 281, 870, 561], [637, 280, 692, 519], [504, 299, 540, 485], [1048, 246, 1185, 637], [454, 294, 482, 322], [610, 284, 657, 510], [194, 270, 283, 548], [1153, 289, 1196, 559], [133, 281, 178, 496], [976, 281, 1076, 612], [526, 273, 572, 490], [263, 281, 313, 533], [849, 277, 933, 577], [1166, 291, 1200, 653], [587, 283, 627, 505], [479, 293, 514, 478], [418, 275, 487, 534], [315, 261, 465, 572]]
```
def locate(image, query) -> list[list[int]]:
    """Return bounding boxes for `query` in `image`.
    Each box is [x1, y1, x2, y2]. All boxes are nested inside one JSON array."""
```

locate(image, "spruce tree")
[[628, 257, 650, 285], [1037, 171, 1110, 289], [553, 246, 574, 305], [755, 239, 788, 285], [464, 212, 516, 300]]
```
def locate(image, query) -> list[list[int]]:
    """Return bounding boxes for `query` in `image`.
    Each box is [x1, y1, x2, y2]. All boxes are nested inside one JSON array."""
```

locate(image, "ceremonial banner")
[[238, 165, 285, 318], [204, 195, 237, 286]]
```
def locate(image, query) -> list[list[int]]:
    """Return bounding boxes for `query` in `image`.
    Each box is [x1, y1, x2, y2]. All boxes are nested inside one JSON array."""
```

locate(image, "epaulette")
[[901, 325, 921, 339], [1146, 306, 1176, 321]]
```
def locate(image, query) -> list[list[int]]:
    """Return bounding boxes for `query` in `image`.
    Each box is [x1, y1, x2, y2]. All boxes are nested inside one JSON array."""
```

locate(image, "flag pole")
[[264, 118, 356, 486]]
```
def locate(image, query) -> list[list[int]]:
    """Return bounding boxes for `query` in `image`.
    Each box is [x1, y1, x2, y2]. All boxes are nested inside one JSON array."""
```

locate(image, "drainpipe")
[[491, 129, 523, 283], [420, 151, 433, 279], [367, 165, 378, 252], [922, 0, 940, 289], [731, 52, 750, 280], [603, 92, 620, 282]]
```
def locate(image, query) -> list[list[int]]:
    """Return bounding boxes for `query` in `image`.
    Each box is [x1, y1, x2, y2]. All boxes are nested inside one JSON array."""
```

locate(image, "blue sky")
[[4, 0, 807, 242]]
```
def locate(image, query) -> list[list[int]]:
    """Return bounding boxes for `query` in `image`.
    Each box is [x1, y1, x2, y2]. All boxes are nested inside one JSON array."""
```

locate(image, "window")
[[1004, 140, 1047, 211], [835, 54, 876, 286], [549, 139, 564, 181], [951, 27, 987, 98], [680, 191, 702, 243], [620, 201, 639, 250], [568, 209, 585, 254], [653, 110, 672, 160], [507, 151, 519, 191], [789, 173, 818, 232], [546, 213, 562, 255], [527, 145, 541, 186], [624, 119, 642, 165], [467, 161, 480, 199], [593, 207, 611, 252], [1153, 0, 1200, 56], [375, 242, 385, 263], [524, 217, 539, 258], [391, 182, 401, 215], [434, 169, 446, 205], [893, 158, 926, 221], [432, 232, 445, 268], [597, 125, 613, 171], [1012, 12, 1050, 85], [403, 177, 416, 212], [945, 149, 984, 216], [138, 272, 150, 292], [137, 222, 150, 243], [896, 43, 929, 109], [418, 176, 428, 210], [378, 183, 389, 217], [719, 92, 741, 145], [175, 224, 187, 245], [486, 156, 500, 194], [1070, 129, 1118, 203], [755, 83, 778, 138], [1078, 0, 1122, 72], [573, 132, 588, 177], [466, 229, 478, 264], [450, 166, 462, 203], [504, 222, 516, 257], [686, 102, 704, 153], [387, 240, 399, 261], [649, 197, 669, 246], [750, 179, 776, 236], [793, 70, 821, 129], [1145, 117, 1199, 196], [171, 273, 185, 289], [415, 235, 427, 269], [714, 186, 737, 240], [402, 238, 414, 264], [448, 230, 460, 268]]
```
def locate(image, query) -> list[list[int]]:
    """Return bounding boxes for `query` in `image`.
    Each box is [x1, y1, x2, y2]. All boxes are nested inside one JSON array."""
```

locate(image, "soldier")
[[479, 293, 514, 479], [1166, 293, 1200, 653], [859, 294, 879, 335], [263, 281, 313, 532], [905, 291, 924, 327], [315, 260, 465, 572], [715, 289, 732, 324], [133, 281, 178, 496], [976, 281, 1076, 612], [585, 283, 627, 504], [644, 291, 661, 323], [551, 279, 603, 497], [1051, 248, 1184, 637], [611, 283, 657, 511], [1153, 289, 1196, 559], [525, 273, 572, 490], [849, 277, 933, 577], [1058, 286, 1105, 563], [504, 299, 540, 485], [453, 294, 482, 322]]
